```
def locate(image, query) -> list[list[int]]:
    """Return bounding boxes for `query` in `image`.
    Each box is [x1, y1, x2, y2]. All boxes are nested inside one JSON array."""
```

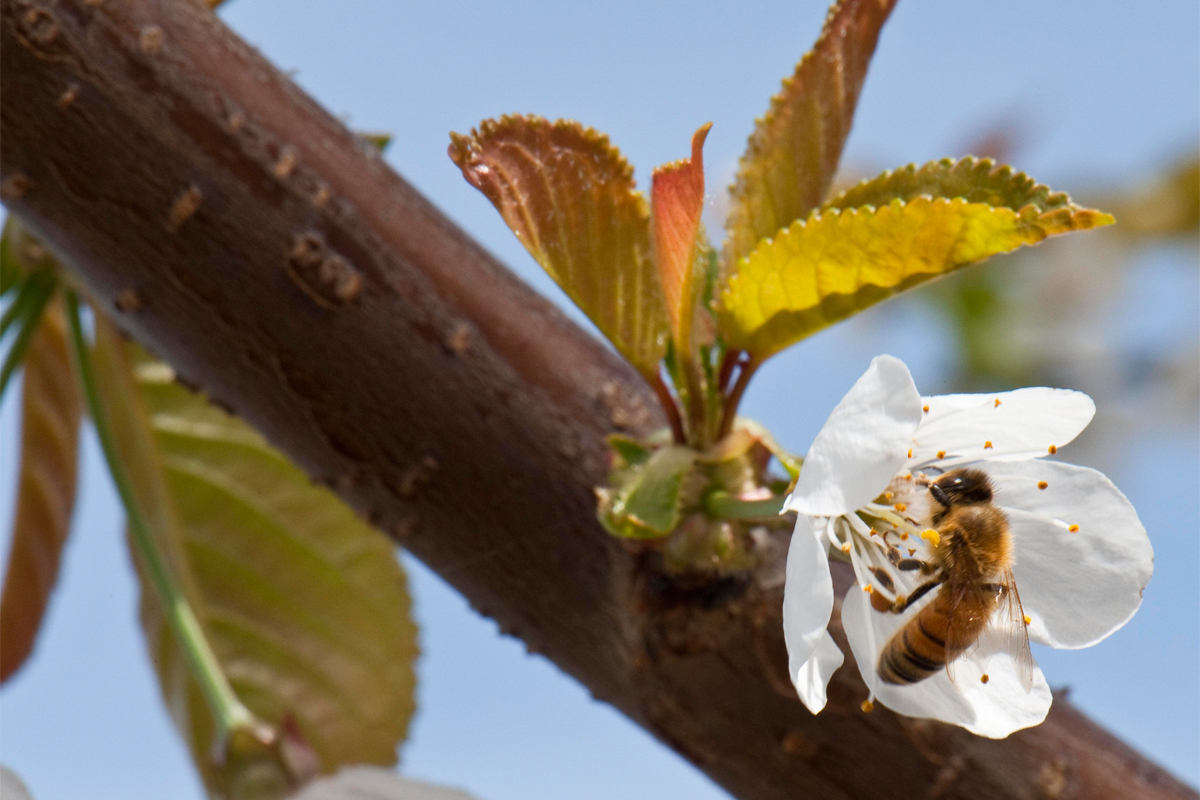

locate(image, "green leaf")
[[722, 0, 898, 269], [719, 195, 1113, 360], [92, 320, 417, 793], [600, 445, 698, 538], [449, 115, 668, 376], [357, 132, 393, 154], [0, 295, 81, 683], [0, 218, 57, 297], [606, 433, 652, 469]]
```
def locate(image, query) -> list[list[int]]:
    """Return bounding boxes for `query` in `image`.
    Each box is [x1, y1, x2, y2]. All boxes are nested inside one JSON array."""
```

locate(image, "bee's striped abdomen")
[[878, 605, 949, 685]]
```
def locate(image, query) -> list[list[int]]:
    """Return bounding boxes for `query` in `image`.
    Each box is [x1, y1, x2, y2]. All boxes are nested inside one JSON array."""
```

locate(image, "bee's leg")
[[885, 544, 938, 575], [890, 577, 943, 614]]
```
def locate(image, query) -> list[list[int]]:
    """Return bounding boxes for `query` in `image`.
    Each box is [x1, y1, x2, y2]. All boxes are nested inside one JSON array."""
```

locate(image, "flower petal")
[[842, 587, 1052, 738], [792, 630, 845, 714], [987, 460, 1153, 648], [783, 515, 836, 711], [909, 388, 1094, 467], [785, 355, 921, 516]]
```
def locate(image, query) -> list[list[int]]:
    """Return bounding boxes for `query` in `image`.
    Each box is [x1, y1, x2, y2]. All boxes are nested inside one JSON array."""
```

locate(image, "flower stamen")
[[920, 529, 941, 547], [984, 441, 993, 449], [1048, 444, 1057, 454], [980, 674, 990, 684]]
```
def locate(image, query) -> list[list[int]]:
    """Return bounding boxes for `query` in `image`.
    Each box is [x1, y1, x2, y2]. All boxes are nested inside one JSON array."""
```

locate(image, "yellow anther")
[[980, 674, 990, 684], [869, 529, 878, 537], [936, 450, 946, 459], [984, 441, 993, 449], [841, 543, 852, 553], [1068, 524, 1080, 533], [894, 502, 907, 512], [1037, 481, 1048, 490], [907, 448, 913, 459], [1048, 444, 1058, 455], [920, 529, 941, 547], [1023, 615, 1032, 625], [907, 548, 916, 556], [884, 491, 894, 501], [862, 584, 874, 594], [860, 699, 875, 713], [994, 398, 1002, 407], [922, 405, 930, 413], [900, 532, 909, 540]]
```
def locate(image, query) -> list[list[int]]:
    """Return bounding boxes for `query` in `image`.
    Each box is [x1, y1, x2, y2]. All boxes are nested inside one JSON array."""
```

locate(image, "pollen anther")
[[936, 450, 946, 459], [1048, 444, 1058, 454], [862, 584, 873, 594], [980, 674, 990, 684], [1037, 481, 1048, 490], [984, 441, 993, 449], [922, 405, 930, 413], [1023, 615, 1032, 625], [861, 699, 875, 713], [1068, 524, 1079, 533], [920, 529, 941, 547], [894, 502, 907, 512], [907, 448, 913, 459], [841, 543, 851, 553], [994, 398, 1001, 407]]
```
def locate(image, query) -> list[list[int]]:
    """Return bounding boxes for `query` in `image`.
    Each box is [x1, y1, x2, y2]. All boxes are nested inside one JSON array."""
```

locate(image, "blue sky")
[[1, 1, 1197, 798]]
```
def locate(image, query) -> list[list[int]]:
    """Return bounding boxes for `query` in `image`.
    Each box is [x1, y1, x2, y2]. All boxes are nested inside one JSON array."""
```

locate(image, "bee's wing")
[[978, 570, 1035, 692], [941, 578, 974, 685]]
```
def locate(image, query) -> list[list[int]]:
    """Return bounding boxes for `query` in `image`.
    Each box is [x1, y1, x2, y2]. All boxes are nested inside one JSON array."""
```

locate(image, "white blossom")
[[780, 356, 1153, 737]]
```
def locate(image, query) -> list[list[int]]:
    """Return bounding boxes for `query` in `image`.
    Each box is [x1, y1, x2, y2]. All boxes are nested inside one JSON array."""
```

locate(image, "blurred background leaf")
[[294, 767, 480, 800], [89, 312, 418, 796], [0, 295, 81, 682]]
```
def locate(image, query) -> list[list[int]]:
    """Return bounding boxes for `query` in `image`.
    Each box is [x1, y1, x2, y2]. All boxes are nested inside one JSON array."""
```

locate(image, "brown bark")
[[1, 2, 1192, 798]]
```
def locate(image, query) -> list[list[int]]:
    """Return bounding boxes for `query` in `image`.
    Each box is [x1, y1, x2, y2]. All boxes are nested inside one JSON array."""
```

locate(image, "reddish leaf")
[[0, 295, 82, 682], [723, 0, 898, 269], [450, 115, 668, 376], [652, 123, 712, 350]]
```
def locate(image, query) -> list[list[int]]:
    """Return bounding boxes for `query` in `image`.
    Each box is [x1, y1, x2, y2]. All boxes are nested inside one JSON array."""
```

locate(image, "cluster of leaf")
[[0, 217, 417, 799], [448, 0, 1112, 559]]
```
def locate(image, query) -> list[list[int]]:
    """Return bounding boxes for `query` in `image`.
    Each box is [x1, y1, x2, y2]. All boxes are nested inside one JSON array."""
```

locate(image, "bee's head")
[[929, 468, 994, 508]]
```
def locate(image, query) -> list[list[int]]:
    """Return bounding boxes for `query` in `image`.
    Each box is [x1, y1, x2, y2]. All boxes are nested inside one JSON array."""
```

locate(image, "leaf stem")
[[718, 356, 759, 438], [64, 291, 256, 740], [649, 371, 687, 444], [704, 490, 787, 520]]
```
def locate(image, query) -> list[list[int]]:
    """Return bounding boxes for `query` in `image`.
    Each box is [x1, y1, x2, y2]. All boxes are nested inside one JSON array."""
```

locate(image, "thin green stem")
[[704, 490, 787, 520], [64, 291, 256, 740], [0, 271, 58, 399]]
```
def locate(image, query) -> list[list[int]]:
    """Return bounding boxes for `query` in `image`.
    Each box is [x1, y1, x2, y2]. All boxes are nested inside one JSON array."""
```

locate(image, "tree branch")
[[1, 2, 1192, 798]]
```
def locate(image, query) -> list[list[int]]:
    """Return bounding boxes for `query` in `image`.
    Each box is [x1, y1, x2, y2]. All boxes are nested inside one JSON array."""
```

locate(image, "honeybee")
[[875, 468, 1034, 689]]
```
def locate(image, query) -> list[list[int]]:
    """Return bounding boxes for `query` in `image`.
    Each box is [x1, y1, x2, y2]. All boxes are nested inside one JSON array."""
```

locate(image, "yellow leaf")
[[0, 295, 81, 682], [652, 123, 711, 350], [449, 115, 668, 376], [91, 315, 417, 791], [722, 0, 898, 269], [719, 196, 1112, 360], [824, 157, 1116, 233]]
